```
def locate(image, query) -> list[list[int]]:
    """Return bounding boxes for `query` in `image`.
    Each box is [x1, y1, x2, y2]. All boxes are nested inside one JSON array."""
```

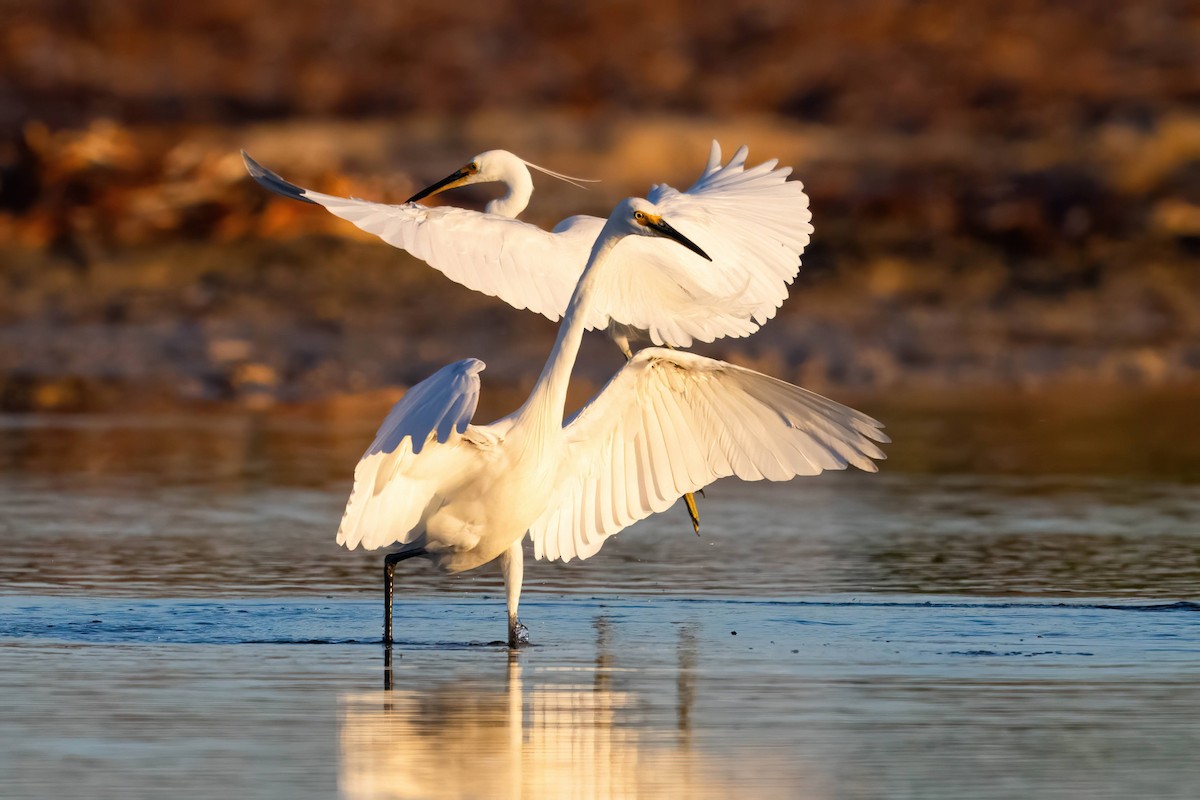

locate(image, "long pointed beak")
[[406, 167, 473, 204], [649, 218, 712, 261]]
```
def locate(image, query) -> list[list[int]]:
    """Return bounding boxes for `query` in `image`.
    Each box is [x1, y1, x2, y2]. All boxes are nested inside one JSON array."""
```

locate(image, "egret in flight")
[[241, 142, 810, 356], [335, 197, 888, 648], [243, 142, 813, 534]]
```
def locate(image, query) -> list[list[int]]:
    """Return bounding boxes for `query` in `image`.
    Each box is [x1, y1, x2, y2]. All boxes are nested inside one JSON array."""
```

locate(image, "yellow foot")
[[683, 492, 700, 535]]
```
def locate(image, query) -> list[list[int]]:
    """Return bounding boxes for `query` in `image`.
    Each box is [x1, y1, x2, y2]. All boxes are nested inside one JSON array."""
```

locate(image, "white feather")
[[528, 348, 890, 563], [243, 142, 812, 348]]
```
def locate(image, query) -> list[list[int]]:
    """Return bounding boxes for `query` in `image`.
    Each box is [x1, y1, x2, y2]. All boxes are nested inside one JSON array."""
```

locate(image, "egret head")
[[407, 151, 596, 208], [610, 197, 712, 261], [406, 151, 510, 204]]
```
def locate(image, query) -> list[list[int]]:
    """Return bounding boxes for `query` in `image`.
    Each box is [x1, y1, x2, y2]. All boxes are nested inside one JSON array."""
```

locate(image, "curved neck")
[[484, 159, 533, 218], [513, 226, 623, 437]]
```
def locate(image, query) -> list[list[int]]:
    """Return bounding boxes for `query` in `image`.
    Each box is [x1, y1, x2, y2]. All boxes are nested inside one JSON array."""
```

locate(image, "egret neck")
[[483, 153, 533, 218], [512, 215, 623, 445]]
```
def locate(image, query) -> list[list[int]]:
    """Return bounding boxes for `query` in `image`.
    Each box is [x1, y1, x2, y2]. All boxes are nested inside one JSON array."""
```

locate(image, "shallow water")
[[1, 404, 1199, 799]]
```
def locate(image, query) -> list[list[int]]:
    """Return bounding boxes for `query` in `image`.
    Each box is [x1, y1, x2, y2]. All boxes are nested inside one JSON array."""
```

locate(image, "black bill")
[[406, 167, 472, 204], [649, 218, 712, 261]]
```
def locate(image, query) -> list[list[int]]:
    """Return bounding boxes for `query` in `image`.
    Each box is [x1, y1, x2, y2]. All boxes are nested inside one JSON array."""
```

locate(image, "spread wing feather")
[[243, 143, 811, 346], [528, 349, 889, 563], [243, 150, 581, 320], [336, 359, 484, 551]]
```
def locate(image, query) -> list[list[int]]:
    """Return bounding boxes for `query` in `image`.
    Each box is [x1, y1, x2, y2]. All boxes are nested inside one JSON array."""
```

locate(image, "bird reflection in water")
[[343, 626, 805, 799]]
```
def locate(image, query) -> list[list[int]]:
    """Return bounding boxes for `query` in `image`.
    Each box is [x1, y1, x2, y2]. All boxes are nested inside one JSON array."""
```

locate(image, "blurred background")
[[4, 10, 1200, 795], [1, 0, 1199, 419]]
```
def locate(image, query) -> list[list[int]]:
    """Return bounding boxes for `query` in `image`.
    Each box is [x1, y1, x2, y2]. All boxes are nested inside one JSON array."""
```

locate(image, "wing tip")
[[703, 140, 722, 176], [241, 150, 317, 205], [459, 357, 487, 376]]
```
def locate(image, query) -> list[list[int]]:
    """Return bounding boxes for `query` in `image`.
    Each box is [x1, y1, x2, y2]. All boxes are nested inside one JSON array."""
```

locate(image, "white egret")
[[335, 197, 888, 648], [241, 142, 812, 356], [243, 142, 813, 533]]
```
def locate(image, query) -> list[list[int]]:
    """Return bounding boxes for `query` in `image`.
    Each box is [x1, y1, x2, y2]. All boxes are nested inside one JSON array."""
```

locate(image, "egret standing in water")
[[244, 142, 813, 533], [335, 197, 887, 648]]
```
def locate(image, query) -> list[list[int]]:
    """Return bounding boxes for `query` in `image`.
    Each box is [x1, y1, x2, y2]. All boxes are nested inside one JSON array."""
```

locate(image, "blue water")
[[2, 595, 1198, 799], [1, 410, 1199, 798]]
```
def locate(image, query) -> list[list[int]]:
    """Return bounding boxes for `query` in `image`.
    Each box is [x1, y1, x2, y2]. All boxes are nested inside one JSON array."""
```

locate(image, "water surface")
[[1, 402, 1198, 799]]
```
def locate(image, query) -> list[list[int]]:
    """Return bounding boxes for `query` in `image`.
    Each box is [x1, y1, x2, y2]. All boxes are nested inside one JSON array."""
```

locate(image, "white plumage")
[[242, 142, 812, 353], [337, 358, 486, 553], [531, 348, 887, 563], [330, 197, 887, 646]]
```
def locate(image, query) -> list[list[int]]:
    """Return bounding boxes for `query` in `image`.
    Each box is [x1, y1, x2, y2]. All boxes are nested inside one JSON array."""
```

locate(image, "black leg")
[[383, 548, 427, 645], [508, 619, 530, 648]]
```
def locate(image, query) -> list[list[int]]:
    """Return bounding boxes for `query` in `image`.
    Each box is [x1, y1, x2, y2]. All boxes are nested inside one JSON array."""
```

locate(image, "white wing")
[[336, 358, 484, 551], [244, 144, 812, 346], [243, 151, 584, 321], [586, 141, 814, 347], [528, 349, 889, 563]]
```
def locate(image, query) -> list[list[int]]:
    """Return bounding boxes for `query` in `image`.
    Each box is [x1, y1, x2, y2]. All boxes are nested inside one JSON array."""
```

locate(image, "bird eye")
[[634, 211, 645, 222]]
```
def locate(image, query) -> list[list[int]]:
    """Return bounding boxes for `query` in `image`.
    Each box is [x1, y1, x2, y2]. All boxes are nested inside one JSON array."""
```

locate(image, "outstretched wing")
[[243, 151, 584, 322], [243, 143, 811, 347], [582, 141, 814, 347], [336, 358, 485, 551], [528, 349, 888, 563]]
